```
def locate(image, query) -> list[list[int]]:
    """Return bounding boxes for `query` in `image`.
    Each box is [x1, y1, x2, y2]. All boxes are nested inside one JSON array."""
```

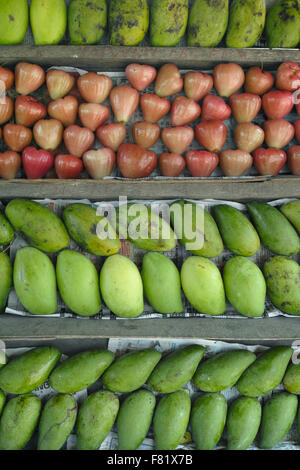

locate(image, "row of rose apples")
[[0, 61, 299, 179]]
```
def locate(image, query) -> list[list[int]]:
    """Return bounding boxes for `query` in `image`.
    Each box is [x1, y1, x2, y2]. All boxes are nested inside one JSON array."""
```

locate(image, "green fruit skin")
[[5, 199, 70, 253], [117, 390, 156, 450], [226, 0, 266, 48], [68, 0, 107, 45], [283, 362, 300, 394], [38, 394, 77, 450], [193, 350, 256, 392], [63, 203, 120, 257], [141, 252, 183, 315], [0, 394, 41, 450], [237, 346, 293, 397], [102, 349, 162, 393], [100, 254, 144, 318], [265, 0, 300, 48], [264, 256, 300, 316], [260, 392, 298, 449], [223, 257, 266, 318], [214, 205, 260, 257], [281, 200, 300, 234], [247, 201, 300, 256], [191, 393, 227, 450], [0, 391, 5, 416], [30, 0, 67, 45], [170, 200, 223, 258], [188, 0, 229, 47], [13, 247, 58, 316], [153, 390, 191, 450], [49, 349, 115, 393], [0, 212, 14, 246], [227, 397, 262, 450], [150, 0, 189, 46], [76, 391, 119, 450], [0, 0, 28, 44], [56, 250, 101, 317], [0, 346, 61, 395], [109, 0, 149, 46], [0, 252, 12, 312], [116, 203, 177, 252], [147, 345, 205, 394], [181, 256, 226, 316]]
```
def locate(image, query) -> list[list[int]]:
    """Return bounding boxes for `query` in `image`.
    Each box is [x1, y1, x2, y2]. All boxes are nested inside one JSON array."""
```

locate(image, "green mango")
[[264, 256, 300, 316], [0, 0, 28, 44], [116, 203, 177, 252], [147, 345, 205, 394], [170, 201, 223, 258], [109, 0, 149, 46], [193, 349, 256, 392], [141, 252, 183, 315], [0, 252, 12, 312], [30, 0, 67, 45], [150, 0, 189, 46], [153, 390, 191, 450], [0, 394, 41, 450], [0, 212, 14, 246], [187, 0, 229, 47], [260, 392, 298, 449], [227, 397, 262, 450], [49, 349, 114, 393], [62, 203, 120, 257], [214, 205, 260, 257], [68, 0, 107, 45], [226, 0, 266, 48], [237, 346, 293, 397], [38, 394, 77, 450], [100, 254, 144, 318], [191, 393, 227, 450], [76, 391, 119, 450], [5, 199, 70, 253], [181, 256, 226, 316], [117, 389, 156, 450], [0, 390, 5, 416], [280, 200, 300, 234], [102, 349, 162, 393], [265, 0, 300, 48], [283, 362, 300, 394], [13, 247, 57, 316], [247, 202, 300, 256], [223, 257, 266, 318], [56, 250, 101, 317], [0, 346, 61, 394]]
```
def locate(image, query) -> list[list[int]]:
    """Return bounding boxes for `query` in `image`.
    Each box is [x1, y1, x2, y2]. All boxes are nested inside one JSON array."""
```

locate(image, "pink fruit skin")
[[117, 143, 157, 178], [186, 150, 219, 177], [264, 119, 295, 148], [234, 123, 265, 153], [110, 85, 139, 123], [244, 67, 274, 95], [64, 125, 95, 158], [195, 120, 227, 153], [125, 64, 157, 91], [155, 64, 183, 98], [0, 151, 21, 179], [202, 95, 231, 121], [48, 96, 79, 128], [262, 91, 294, 119], [229, 93, 262, 123], [213, 63, 245, 97], [83, 148, 116, 179], [253, 148, 287, 176], [140, 94, 171, 123], [220, 149, 253, 177], [184, 72, 213, 101], [55, 154, 83, 179], [295, 119, 300, 143], [96, 123, 127, 152], [288, 146, 300, 175], [171, 96, 201, 126], [276, 62, 300, 91], [22, 147, 54, 179], [132, 122, 161, 149], [77, 73, 113, 104], [161, 127, 194, 154], [159, 152, 186, 177]]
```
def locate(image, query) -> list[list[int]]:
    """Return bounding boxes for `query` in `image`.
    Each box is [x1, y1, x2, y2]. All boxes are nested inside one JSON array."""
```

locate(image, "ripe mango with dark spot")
[[38, 394, 78, 450], [56, 250, 101, 317], [117, 389, 156, 450], [76, 391, 119, 450], [49, 349, 115, 393], [260, 392, 298, 449], [5, 199, 70, 253], [191, 393, 227, 450], [281, 200, 300, 234], [109, 0, 149, 46], [226, 0, 266, 48], [147, 344, 205, 394], [0, 394, 41, 450], [0, 252, 12, 312], [150, 0, 189, 46], [69, 0, 107, 45], [227, 397, 261, 450], [237, 346, 293, 397], [265, 0, 300, 48], [264, 256, 300, 316], [0, 0, 28, 44], [188, 0, 229, 47], [63, 203, 120, 257], [0, 212, 14, 246], [0, 346, 61, 394]]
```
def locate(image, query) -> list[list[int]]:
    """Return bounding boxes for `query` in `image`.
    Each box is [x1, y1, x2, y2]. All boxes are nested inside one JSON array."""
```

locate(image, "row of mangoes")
[[1, 0, 299, 49], [0, 344, 299, 450]]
